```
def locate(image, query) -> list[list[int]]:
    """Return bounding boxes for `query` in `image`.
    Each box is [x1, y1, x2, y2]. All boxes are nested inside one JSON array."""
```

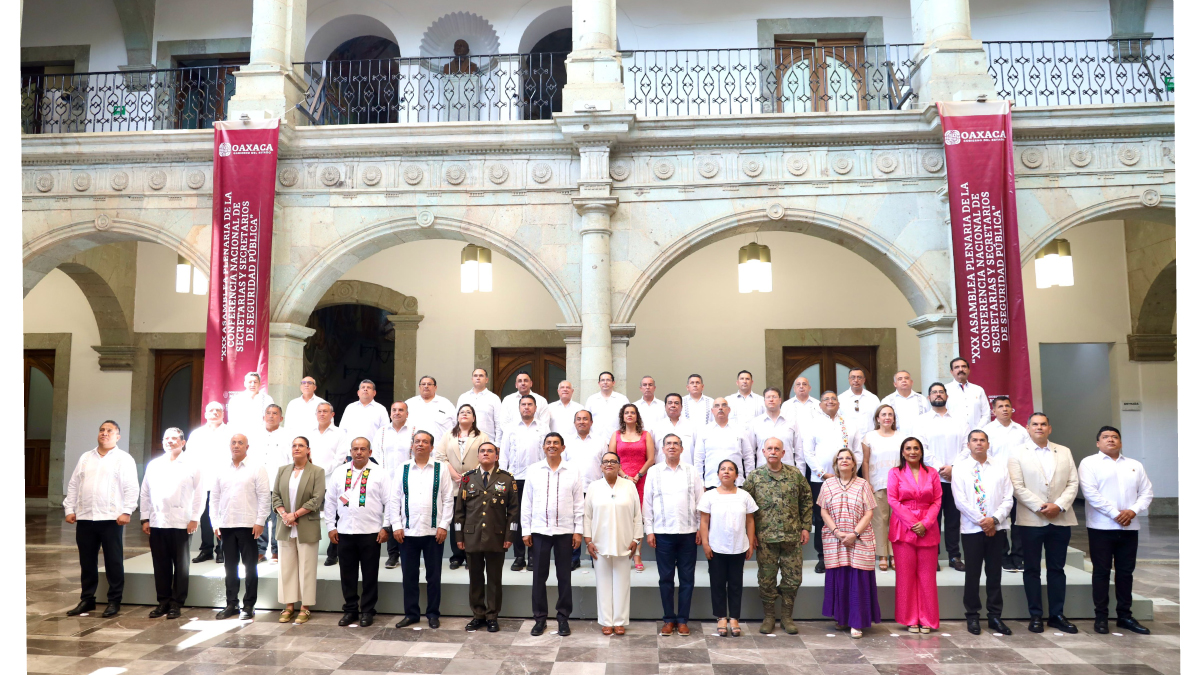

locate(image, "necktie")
[[482, 471, 489, 485], [973, 463, 988, 518]]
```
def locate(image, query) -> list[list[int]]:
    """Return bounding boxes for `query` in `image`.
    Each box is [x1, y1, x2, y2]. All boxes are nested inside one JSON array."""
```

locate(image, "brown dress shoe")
[[661, 622, 676, 636], [677, 624, 691, 636], [614, 626, 626, 635], [602, 626, 614, 635]]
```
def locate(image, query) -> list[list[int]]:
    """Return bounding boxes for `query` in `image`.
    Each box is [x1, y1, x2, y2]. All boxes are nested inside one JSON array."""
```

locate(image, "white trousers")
[[278, 538, 319, 606], [595, 554, 632, 627]]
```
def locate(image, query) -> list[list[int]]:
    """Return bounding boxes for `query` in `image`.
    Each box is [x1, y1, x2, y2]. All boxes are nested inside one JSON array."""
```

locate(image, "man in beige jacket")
[[1008, 412, 1079, 635]]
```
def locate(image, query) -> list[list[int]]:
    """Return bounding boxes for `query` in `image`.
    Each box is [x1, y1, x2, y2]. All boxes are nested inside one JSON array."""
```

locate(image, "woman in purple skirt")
[[817, 448, 882, 638]]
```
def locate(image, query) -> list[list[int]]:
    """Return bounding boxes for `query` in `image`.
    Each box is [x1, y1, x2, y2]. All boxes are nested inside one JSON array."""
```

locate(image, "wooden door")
[[24, 350, 55, 498], [783, 345, 878, 397], [775, 39, 867, 112], [492, 348, 567, 399], [153, 350, 205, 457]]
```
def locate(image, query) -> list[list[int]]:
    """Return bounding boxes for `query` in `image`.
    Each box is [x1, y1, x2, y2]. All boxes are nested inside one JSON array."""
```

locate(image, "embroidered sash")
[[345, 467, 370, 507], [402, 462, 441, 529]]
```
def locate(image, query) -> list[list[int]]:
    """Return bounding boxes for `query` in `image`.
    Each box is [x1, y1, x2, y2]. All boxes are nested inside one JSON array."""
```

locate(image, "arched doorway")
[[526, 28, 570, 120], [304, 305, 396, 424]]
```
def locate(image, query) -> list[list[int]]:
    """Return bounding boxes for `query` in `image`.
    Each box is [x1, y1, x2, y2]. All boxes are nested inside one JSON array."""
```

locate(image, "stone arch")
[[314, 279, 419, 316], [305, 14, 400, 62], [613, 206, 949, 324], [273, 214, 581, 327], [1136, 260, 1175, 335], [517, 6, 572, 54], [1019, 192, 1176, 266], [56, 260, 133, 347]]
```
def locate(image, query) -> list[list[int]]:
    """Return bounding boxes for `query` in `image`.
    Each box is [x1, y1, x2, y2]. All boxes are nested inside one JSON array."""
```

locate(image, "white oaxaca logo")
[[221, 142, 275, 156], [944, 130, 961, 145], [218, 142, 232, 157]]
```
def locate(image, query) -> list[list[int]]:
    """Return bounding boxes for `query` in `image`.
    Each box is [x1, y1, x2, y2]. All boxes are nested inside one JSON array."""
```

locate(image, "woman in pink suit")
[[887, 437, 941, 633]]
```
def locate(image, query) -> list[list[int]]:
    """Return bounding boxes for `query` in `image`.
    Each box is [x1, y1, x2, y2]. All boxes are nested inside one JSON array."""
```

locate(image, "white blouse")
[[288, 470, 302, 538], [862, 430, 904, 492], [583, 477, 644, 557], [698, 488, 759, 555]]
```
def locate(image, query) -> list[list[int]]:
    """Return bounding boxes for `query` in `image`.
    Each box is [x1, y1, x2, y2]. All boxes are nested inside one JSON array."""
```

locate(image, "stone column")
[[907, 313, 958, 392], [268, 322, 315, 406], [575, 197, 618, 401], [610, 324, 636, 398], [557, 324, 583, 394], [228, 0, 308, 124], [563, 0, 626, 111], [388, 314, 424, 401], [909, 0, 996, 104]]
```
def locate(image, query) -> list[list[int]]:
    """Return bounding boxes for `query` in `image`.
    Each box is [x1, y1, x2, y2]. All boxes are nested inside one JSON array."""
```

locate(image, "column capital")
[[556, 323, 583, 344], [269, 322, 316, 342], [610, 323, 636, 345], [907, 313, 957, 336], [387, 314, 425, 331], [1127, 333, 1176, 361], [555, 112, 636, 145], [573, 196, 619, 219], [91, 345, 136, 371]]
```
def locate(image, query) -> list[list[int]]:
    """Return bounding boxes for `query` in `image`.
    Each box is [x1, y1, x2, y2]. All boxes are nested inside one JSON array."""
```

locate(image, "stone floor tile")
[[390, 655, 453, 673], [442, 659, 503, 675], [551, 663, 605, 675]]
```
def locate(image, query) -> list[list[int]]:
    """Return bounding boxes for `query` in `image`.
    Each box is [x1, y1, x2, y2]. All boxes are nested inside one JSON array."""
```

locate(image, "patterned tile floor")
[[26, 508, 1181, 675]]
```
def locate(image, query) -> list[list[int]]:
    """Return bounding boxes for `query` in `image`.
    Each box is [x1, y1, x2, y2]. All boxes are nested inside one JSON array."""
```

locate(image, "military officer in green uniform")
[[454, 440, 520, 632], [742, 436, 812, 634]]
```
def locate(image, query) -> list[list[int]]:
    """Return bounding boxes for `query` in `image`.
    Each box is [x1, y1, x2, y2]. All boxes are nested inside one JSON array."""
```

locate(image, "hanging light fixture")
[[1034, 238, 1074, 288], [738, 242, 772, 293], [461, 244, 493, 293]]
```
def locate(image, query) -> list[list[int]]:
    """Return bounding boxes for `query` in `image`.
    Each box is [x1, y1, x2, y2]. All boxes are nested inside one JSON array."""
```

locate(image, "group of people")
[[62, 359, 1154, 639]]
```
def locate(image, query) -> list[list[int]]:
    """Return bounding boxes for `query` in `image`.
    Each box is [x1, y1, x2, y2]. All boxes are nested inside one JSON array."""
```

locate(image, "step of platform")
[[108, 545, 1148, 621]]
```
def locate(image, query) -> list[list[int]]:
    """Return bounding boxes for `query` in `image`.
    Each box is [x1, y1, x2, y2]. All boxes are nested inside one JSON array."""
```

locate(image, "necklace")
[[837, 475, 853, 490]]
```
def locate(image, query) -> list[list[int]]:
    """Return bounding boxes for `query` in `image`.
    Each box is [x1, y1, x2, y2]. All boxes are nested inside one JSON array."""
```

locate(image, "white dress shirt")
[[227, 390, 275, 434], [139, 453, 205, 529], [584, 477, 644, 556], [744, 412, 804, 471], [64, 447, 139, 520], [342, 400, 391, 445], [880, 390, 931, 434], [456, 388, 503, 439], [546, 399, 585, 434], [249, 427, 292, 489], [980, 419, 1031, 464], [284, 394, 326, 435], [914, 410, 969, 480], [634, 397, 667, 428], [651, 417, 697, 465], [803, 412, 863, 482], [727, 391, 766, 430], [1078, 452, 1154, 531], [642, 462, 705, 534], [324, 461, 391, 534], [374, 423, 415, 474], [586, 391, 631, 443], [309, 424, 348, 477], [563, 432, 607, 486], [186, 422, 234, 492], [404, 395, 455, 444], [781, 396, 820, 428], [694, 422, 756, 487], [497, 391, 549, 446], [951, 454, 1014, 534], [520, 459, 585, 536], [947, 381, 990, 431], [682, 394, 715, 426], [500, 418, 550, 480], [387, 459, 455, 536], [838, 388, 882, 434], [209, 460, 271, 528]]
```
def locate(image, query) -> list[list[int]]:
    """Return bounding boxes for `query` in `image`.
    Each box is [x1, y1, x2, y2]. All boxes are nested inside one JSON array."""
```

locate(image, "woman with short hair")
[[584, 451, 644, 635], [817, 448, 882, 638], [698, 459, 758, 638]]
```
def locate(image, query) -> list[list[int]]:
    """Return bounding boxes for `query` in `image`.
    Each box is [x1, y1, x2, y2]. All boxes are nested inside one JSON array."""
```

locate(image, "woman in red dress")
[[609, 403, 655, 570]]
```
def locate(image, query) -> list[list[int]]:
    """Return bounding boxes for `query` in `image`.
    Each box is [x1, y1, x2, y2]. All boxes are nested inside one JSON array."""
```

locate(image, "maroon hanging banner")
[[937, 100, 1034, 423], [202, 119, 280, 419]]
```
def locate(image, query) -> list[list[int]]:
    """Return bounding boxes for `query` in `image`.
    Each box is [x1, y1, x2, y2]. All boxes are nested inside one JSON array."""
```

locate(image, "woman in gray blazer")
[[272, 436, 326, 624]]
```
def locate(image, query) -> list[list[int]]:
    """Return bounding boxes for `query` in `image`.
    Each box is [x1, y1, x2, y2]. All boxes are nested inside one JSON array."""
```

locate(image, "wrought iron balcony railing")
[[621, 44, 920, 117], [21, 66, 239, 134], [295, 53, 568, 125], [985, 38, 1173, 107]]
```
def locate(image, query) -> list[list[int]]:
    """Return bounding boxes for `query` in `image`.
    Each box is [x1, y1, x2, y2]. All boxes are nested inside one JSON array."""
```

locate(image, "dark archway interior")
[[304, 304, 395, 425], [526, 28, 570, 119], [328, 35, 401, 61]]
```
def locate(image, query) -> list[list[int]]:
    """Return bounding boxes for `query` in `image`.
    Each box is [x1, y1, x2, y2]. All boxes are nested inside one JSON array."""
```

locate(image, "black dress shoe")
[[1116, 618, 1151, 635], [487, 620, 500, 632], [815, 560, 825, 574], [191, 552, 213, 563], [988, 618, 1012, 635], [466, 618, 487, 631], [949, 557, 966, 572], [324, 555, 338, 567], [385, 555, 400, 569], [166, 606, 182, 620], [531, 620, 547, 636], [557, 619, 571, 636], [395, 616, 419, 628], [966, 618, 981, 635], [1015, 560, 1025, 571], [215, 551, 224, 564], [511, 558, 526, 572], [359, 614, 375, 627], [571, 559, 581, 571], [1047, 615, 1078, 634], [1094, 619, 1109, 634], [448, 559, 463, 570], [427, 616, 440, 629], [215, 606, 240, 620], [1028, 617, 1044, 633], [148, 604, 169, 618], [339, 611, 359, 627], [67, 600, 95, 616], [102, 603, 121, 618], [239, 608, 255, 621]]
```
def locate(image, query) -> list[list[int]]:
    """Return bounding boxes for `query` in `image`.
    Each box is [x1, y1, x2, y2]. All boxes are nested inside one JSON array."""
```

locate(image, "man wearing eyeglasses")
[[285, 376, 326, 436], [838, 368, 880, 435]]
